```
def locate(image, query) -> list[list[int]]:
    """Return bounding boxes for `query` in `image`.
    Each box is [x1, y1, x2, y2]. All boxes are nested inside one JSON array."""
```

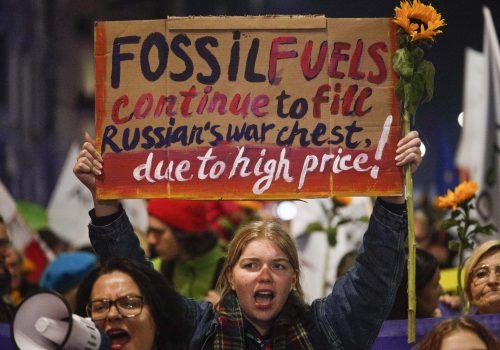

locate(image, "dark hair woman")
[[388, 248, 442, 319], [76, 258, 191, 350]]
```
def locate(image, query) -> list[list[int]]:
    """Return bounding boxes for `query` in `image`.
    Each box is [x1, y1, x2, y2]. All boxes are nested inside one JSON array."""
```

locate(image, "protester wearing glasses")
[[75, 258, 191, 350], [464, 240, 500, 314]]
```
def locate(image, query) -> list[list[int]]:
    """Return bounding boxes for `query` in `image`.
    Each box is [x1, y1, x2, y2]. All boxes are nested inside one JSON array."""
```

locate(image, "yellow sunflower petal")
[[434, 189, 457, 210], [393, 0, 446, 42], [454, 180, 479, 204]]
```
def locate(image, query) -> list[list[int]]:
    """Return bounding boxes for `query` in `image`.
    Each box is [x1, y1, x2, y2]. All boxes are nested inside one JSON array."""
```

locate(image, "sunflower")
[[393, 0, 445, 42], [453, 180, 479, 204], [434, 180, 479, 211], [434, 189, 457, 210]]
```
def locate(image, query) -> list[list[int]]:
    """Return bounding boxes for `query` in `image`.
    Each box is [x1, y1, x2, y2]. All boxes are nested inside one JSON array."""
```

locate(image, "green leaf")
[[475, 228, 492, 236], [326, 227, 337, 246], [416, 60, 435, 103], [409, 46, 424, 65], [484, 224, 498, 232], [448, 240, 460, 252], [393, 48, 414, 80], [468, 219, 480, 226], [451, 210, 461, 219], [337, 218, 351, 226], [305, 222, 323, 235], [397, 29, 410, 47], [474, 223, 497, 236], [358, 216, 369, 223], [440, 220, 459, 230], [403, 80, 423, 118], [395, 80, 405, 100]]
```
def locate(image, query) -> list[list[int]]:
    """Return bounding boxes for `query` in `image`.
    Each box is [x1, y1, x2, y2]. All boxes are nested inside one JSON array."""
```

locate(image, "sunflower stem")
[[457, 204, 470, 311], [457, 242, 466, 311], [403, 111, 416, 343]]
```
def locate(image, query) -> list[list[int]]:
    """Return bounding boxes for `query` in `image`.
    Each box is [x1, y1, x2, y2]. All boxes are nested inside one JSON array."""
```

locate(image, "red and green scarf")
[[214, 292, 314, 350]]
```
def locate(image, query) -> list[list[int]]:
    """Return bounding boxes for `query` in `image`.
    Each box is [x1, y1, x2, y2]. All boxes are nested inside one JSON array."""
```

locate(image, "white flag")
[[0, 180, 33, 250], [290, 197, 372, 302], [47, 143, 148, 248], [455, 7, 500, 238]]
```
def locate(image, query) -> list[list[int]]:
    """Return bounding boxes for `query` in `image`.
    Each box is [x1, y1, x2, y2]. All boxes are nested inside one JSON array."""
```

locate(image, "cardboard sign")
[[95, 15, 401, 200]]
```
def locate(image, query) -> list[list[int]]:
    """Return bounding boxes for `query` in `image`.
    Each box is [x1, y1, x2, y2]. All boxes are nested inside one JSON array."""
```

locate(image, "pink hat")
[[147, 199, 209, 234]]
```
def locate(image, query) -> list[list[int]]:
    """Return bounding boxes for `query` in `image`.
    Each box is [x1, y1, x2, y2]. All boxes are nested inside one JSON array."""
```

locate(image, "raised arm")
[[74, 135, 212, 339], [73, 133, 120, 217], [73, 133, 148, 264], [311, 131, 421, 350]]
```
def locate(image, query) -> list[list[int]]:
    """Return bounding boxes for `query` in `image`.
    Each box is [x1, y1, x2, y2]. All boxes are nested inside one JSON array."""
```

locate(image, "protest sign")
[[95, 15, 401, 199]]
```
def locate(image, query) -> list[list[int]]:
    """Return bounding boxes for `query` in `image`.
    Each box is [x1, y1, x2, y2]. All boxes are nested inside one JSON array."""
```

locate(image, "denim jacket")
[[89, 199, 407, 350]]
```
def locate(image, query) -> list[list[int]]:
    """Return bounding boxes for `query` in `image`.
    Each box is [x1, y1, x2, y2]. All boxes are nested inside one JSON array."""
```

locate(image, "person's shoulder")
[[0, 297, 14, 323]]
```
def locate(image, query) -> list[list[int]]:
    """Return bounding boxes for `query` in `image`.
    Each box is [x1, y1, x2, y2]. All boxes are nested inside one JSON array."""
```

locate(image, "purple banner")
[[373, 313, 500, 349]]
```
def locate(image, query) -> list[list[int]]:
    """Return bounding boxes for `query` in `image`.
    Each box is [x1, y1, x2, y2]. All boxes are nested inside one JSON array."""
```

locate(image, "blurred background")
[[0, 0, 499, 205]]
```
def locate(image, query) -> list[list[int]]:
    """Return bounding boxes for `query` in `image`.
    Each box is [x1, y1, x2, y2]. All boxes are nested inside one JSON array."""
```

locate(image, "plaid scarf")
[[213, 292, 314, 350]]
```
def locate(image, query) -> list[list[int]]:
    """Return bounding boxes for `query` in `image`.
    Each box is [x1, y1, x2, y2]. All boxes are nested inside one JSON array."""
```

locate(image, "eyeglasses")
[[471, 263, 500, 286], [86, 295, 145, 321]]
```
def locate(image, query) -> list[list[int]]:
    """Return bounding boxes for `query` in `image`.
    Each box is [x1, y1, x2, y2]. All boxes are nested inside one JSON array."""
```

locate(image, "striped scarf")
[[213, 292, 314, 350]]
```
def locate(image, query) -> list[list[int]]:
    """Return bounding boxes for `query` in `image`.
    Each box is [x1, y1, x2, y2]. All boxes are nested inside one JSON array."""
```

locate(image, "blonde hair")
[[464, 240, 500, 312], [215, 220, 305, 311]]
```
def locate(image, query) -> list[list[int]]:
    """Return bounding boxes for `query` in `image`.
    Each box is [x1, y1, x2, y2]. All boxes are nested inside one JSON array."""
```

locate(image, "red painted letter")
[[348, 39, 366, 80], [268, 36, 298, 84], [367, 42, 388, 84], [301, 40, 328, 80], [312, 84, 331, 119], [111, 95, 132, 124], [328, 42, 350, 79]]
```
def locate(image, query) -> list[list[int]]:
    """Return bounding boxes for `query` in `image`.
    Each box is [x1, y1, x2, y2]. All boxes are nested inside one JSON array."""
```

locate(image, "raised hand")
[[73, 133, 103, 196], [395, 130, 422, 174], [381, 130, 422, 204], [73, 133, 119, 216]]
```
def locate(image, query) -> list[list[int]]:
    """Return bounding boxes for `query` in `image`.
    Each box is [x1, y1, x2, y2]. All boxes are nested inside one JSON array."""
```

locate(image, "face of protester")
[[91, 271, 156, 350], [469, 249, 500, 314], [228, 238, 297, 336], [417, 267, 442, 317], [147, 216, 181, 261], [440, 329, 487, 350], [5, 248, 22, 290]]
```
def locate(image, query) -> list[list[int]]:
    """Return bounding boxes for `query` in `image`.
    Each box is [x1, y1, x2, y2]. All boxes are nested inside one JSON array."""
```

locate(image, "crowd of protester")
[[0, 129, 498, 349]]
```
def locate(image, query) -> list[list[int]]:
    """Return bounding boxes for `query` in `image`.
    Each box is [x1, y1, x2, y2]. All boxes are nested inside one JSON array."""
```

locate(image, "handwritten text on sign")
[[95, 16, 401, 199]]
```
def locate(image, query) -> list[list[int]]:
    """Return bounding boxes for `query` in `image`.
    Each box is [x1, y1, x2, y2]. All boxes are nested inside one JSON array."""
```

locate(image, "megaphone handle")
[[35, 316, 67, 344]]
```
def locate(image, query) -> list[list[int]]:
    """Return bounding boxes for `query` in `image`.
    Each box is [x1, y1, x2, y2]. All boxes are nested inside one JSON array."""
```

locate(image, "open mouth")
[[107, 329, 130, 350], [254, 291, 274, 309]]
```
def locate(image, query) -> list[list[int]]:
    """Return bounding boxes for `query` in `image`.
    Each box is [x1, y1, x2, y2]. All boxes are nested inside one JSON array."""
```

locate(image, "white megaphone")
[[11, 290, 110, 350]]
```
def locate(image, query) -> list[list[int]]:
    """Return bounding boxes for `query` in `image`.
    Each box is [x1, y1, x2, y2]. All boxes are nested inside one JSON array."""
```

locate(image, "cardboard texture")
[[94, 16, 401, 200]]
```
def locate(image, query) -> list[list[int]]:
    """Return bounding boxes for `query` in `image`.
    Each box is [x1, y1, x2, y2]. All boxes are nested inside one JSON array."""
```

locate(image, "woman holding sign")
[[74, 131, 422, 349]]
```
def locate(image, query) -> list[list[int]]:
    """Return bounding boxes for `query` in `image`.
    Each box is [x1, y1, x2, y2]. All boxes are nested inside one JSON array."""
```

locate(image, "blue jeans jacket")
[[89, 199, 407, 350]]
